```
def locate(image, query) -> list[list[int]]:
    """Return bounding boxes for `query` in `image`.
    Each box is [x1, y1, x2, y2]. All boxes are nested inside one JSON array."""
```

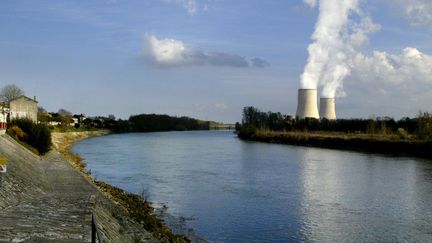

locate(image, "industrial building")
[[296, 89, 320, 119], [296, 89, 337, 120]]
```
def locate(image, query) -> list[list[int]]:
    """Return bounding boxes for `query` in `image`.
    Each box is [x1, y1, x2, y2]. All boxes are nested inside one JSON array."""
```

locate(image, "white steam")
[[300, 0, 379, 98]]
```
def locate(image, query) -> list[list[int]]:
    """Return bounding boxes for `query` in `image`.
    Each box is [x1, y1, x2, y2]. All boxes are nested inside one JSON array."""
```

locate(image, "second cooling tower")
[[319, 98, 336, 120], [296, 89, 319, 119]]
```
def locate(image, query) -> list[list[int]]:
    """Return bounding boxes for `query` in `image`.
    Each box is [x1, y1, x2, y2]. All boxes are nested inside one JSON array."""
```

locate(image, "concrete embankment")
[[0, 131, 158, 242]]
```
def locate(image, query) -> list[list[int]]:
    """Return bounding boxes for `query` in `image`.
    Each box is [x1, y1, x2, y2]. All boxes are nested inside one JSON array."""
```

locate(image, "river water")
[[72, 130, 432, 242]]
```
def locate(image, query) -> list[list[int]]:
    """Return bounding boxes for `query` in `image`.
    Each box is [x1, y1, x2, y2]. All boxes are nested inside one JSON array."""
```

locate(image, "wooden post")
[[92, 213, 96, 243]]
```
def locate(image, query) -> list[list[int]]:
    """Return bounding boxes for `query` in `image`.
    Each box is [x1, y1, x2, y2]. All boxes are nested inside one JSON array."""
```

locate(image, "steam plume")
[[300, 0, 377, 98]]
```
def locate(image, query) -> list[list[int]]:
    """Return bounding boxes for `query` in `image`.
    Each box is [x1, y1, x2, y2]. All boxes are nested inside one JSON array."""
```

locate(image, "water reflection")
[[299, 148, 432, 241], [73, 131, 432, 242]]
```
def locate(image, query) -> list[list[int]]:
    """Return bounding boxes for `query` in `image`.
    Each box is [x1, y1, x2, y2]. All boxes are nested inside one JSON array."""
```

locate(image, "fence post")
[[92, 213, 96, 243], [92, 212, 104, 243]]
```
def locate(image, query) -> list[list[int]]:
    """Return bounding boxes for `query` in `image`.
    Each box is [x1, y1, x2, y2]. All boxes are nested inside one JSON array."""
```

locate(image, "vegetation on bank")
[[114, 114, 210, 133], [7, 118, 52, 155], [236, 106, 432, 158], [38, 106, 212, 133], [246, 130, 432, 158], [237, 106, 432, 140], [95, 181, 189, 243]]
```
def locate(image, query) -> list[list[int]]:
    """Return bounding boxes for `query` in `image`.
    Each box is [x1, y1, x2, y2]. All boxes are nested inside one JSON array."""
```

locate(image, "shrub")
[[238, 124, 257, 138], [397, 128, 409, 140], [416, 112, 432, 141], [29, 124, 52, 154], [7, 118, 52, 154], [8, 125, 27, 140]]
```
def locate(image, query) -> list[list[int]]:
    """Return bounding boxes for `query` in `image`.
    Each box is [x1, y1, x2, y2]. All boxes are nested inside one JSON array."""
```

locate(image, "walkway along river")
[[73, 130, 432, 242]]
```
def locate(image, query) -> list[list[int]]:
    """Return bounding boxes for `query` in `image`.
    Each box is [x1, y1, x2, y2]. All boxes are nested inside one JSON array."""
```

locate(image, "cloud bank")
[[144, 34, 269, 68], [352, 47, 432, 85]]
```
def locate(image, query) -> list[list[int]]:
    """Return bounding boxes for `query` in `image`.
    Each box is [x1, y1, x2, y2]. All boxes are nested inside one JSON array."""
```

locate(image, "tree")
[[0, 84, 24, 104], [58, 108, 73, 129], [37, 106, 51, 124], [58, 109, 72, 117], [416, 111, 432, 140]]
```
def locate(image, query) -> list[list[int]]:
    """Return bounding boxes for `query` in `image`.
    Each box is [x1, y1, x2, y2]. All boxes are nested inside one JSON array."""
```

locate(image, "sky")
[[0, 0, 431, 123]]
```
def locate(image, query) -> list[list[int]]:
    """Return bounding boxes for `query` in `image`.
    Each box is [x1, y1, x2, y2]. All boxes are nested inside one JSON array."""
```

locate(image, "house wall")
[[0, 112, 7, 130], [10, 97, 38, 122]]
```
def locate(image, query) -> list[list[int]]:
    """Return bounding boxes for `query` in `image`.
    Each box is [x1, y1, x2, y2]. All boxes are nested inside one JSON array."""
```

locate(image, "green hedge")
[[7, 118, 52, 155]]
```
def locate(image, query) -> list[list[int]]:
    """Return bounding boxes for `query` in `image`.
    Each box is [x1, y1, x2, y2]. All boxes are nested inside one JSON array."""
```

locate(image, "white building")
[[9, 96, 38, 123], [0, 104, 8, 133]]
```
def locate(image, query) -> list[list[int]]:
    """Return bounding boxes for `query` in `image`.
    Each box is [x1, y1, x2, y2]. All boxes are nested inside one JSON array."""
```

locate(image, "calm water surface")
[[73, 131, 432, 242]]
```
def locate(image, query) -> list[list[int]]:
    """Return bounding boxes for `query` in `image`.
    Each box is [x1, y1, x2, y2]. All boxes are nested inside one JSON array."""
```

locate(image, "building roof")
[[10, 95, 38, 104]]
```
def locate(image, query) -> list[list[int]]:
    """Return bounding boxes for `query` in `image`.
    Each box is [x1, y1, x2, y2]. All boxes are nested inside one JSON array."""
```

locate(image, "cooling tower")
[[296, 89, 320, 119], [319, 98, 336, 120]]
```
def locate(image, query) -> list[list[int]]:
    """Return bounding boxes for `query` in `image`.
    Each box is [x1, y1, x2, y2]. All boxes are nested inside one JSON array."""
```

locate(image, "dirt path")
[[0, 133, 157, 242]]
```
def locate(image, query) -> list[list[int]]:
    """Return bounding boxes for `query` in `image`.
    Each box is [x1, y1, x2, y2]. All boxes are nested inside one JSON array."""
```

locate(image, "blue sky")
[[1, 0, 431, 123]]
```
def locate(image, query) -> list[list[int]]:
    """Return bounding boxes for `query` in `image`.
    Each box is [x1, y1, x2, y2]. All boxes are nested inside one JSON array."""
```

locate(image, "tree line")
[[237, 106, 432, 141], [114, 114, 210, 133]]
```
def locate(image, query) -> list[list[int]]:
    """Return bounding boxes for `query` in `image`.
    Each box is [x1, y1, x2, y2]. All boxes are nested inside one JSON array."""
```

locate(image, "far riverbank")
[[238, 130, 432, 159]]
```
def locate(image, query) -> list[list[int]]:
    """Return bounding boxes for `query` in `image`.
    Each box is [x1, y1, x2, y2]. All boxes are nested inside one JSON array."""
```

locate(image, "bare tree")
[[0, 84, 24, 104], [58, 108, 72, 117]]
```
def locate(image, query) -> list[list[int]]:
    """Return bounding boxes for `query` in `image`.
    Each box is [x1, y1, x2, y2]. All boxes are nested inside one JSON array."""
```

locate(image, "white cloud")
[[340, 47, 432, 117], [163, 0, 198, 15], [144, 33, 269, 68], [397, 0, 432, 26], [180, 0, 197, 15], [303, 0, 317, 8], [347, 16, 381, 47], [351, 47, 432, 85], [145, 33, 187, 65]]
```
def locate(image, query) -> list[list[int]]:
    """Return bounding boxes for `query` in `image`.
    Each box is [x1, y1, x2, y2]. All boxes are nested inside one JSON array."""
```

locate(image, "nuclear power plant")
[[295, 89, 337, 120], [296, 89, 320, 119], [319, 98, 336, 120]]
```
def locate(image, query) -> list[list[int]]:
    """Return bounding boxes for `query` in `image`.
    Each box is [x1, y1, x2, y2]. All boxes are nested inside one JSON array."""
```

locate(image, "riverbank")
[[0, 131, 158, 242], [51, 130, 111, 172], [52, 131, 189, 243], [239, 130, 432, 159]]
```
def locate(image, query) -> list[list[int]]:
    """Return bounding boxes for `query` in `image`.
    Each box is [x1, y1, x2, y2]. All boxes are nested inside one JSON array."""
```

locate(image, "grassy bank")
[[52, 131, 189, 243], [239, 130, 432, 159]]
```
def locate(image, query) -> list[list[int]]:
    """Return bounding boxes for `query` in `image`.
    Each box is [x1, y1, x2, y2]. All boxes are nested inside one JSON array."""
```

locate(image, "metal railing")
[[91, 212, 104, 243]]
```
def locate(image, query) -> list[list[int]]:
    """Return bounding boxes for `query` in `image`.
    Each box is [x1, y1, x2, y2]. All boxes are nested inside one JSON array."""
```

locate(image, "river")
[[72, 130, 432, 242]]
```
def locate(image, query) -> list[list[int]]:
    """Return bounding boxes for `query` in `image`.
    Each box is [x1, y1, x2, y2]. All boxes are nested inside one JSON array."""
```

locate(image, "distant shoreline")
[[238, 130, 432, 160]]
